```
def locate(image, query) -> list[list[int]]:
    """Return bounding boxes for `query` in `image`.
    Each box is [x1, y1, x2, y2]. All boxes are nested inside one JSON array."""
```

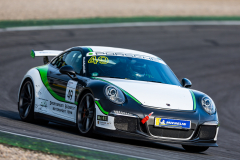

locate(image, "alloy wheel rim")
[[78, 94, 94, 133], [19, 82, 33, 118]]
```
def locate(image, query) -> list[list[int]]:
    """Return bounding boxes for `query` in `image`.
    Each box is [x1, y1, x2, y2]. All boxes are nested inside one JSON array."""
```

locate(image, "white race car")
[[18, 46, 219, 152]]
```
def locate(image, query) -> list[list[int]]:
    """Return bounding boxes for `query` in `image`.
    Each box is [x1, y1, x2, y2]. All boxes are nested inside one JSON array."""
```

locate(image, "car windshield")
[[86, 55, 181, 86]]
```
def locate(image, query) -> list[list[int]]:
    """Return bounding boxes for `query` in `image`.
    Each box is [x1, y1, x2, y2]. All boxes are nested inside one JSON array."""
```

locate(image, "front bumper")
[[94, 114, 219, 147]]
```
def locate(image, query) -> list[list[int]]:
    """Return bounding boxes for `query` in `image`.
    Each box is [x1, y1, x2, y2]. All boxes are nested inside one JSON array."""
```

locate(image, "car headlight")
[[105, 85, 125, 104], [201, 96, 216, 115]]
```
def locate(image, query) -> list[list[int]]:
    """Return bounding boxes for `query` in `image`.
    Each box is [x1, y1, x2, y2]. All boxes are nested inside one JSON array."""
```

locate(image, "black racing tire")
[[18, 79, 35, 122], [182, 145, 209, 153], [76, 93, 95, 136]]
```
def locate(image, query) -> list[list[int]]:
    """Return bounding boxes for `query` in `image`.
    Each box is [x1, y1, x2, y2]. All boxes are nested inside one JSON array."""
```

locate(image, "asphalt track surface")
[[0, 25, 240, 159]]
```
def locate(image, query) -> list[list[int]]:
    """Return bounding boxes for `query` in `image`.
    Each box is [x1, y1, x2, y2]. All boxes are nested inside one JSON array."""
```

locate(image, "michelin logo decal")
[[155, 118, 191, 129]]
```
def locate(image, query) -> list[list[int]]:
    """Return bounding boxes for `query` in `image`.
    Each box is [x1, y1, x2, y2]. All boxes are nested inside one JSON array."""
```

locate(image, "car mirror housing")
[[59, 65, 76, 79], [181, 78, 192, 88]]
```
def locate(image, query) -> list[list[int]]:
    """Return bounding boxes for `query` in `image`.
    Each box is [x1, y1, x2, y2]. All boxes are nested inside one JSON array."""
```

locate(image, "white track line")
[[1, 21, 240, 32], [0, 129, 150, 160]]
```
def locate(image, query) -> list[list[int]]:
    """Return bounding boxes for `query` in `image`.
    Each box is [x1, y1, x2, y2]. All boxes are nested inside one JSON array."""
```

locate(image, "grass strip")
[[1, 16, 240, 28], [0, 131, 142, 160]]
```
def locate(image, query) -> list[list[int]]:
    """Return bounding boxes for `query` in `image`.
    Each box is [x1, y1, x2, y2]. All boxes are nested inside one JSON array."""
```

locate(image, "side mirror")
[[181, 78, 192, 88], [59, 65, 76, 79]]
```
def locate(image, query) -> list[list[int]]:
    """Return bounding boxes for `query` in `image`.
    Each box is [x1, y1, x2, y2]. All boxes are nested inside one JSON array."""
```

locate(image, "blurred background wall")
[[0, 0, 240, 20]]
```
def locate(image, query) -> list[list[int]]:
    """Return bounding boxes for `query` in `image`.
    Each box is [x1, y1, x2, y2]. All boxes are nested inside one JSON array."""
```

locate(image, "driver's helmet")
[[129, 60, 147, 79]]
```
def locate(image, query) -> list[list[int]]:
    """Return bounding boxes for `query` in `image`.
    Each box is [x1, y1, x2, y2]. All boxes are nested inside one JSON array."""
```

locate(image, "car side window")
[[51, 50, 83, 74], [72, 53, 83, 74], [51, 52, 68, 69]]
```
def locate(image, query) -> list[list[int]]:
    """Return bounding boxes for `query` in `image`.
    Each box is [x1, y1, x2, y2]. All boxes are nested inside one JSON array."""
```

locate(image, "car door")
[[47, 50, 83, 121]]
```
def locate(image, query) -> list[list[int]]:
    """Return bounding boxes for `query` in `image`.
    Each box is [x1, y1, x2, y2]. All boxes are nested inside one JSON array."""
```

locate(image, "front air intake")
[[114, 116, 137, 132], [199, 126, 217, 140]]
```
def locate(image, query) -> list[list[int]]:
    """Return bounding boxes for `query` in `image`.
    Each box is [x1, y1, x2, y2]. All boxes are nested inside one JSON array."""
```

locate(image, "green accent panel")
[[36, 65, 78, 105], [31, 50, 35, 58], [87, 48, 93, 52], [189, 90, 196, 110], [95, 101, 109, 115], [0, 131, 141, 160], [88, 52, 93, 55], [92, 77, 142, 105]]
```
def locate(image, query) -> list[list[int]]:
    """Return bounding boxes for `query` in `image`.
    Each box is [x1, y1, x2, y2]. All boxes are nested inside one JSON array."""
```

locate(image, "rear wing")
[[31, 50, 62, 58], [31, 50, 62, 64]]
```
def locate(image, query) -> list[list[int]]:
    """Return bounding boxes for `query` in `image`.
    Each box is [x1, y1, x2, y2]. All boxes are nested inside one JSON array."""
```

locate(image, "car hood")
[[98, 77, 194, 111]]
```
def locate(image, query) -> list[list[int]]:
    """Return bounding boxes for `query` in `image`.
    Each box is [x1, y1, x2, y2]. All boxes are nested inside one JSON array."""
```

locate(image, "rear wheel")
[[182, 145, 209, 153], [77, 93, 95, 136], [18, 80, 35, 122]]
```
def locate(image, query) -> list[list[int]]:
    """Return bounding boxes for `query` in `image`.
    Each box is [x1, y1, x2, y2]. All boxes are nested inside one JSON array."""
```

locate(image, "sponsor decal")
[[98, 121, 111, 125], [67, 80, 78, 88], [83, 57, 86, 74], [36, 98, 48, 111], [97, 115, 111, 125], [67, 110, 72, 114], [38, 91, 42, 96], [97, 115, 108, 121], [40, 101, 47, 108], [53, 107, 66, 113], [155, 118, 191, 129], [51, 101, 75, 115], [88, 56, 109, 64], [65, 104, 75, 110], [39, 98, 48, 101], [100, 121, 106, 125], [50, 101, 64, 107]]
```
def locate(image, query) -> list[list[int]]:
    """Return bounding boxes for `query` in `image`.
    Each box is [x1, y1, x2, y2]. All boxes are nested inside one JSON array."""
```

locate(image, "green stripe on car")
[[189, 90, 196, 110], [36, 65, 78, 105], [95, 101, 109, 115], [87, 47, 93, 52]]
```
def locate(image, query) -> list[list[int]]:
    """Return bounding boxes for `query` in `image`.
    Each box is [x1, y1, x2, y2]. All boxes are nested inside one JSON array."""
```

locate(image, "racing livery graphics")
[[18, 46, 219, 153]]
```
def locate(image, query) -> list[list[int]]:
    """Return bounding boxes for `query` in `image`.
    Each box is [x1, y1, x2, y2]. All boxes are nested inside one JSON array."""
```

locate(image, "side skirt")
[[34, 112, 76, 127]]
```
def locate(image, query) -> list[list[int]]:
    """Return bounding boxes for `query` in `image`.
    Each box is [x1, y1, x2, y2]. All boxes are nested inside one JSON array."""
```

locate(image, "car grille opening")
[[148, 125, 194, 138], [114, 116, 137, 132], [199, 126, 217, 140]]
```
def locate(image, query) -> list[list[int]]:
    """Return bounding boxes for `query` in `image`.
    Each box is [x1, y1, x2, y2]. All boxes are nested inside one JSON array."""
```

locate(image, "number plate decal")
[[65, 80, 78, 103]]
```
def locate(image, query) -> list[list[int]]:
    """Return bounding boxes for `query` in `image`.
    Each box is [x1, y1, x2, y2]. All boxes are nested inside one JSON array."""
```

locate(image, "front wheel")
[[18, 80, 35, 122], [182, 145, 209, 153], [76, 93, 95, 136]]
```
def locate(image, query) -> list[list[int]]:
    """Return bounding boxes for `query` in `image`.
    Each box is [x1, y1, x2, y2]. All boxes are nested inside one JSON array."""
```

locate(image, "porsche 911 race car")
[[18, 46, 219, 152]]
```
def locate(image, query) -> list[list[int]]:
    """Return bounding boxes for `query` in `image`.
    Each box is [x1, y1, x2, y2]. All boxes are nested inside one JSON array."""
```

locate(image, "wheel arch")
[[17, 68, 40, 103], [77, 88, 94, 104]]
